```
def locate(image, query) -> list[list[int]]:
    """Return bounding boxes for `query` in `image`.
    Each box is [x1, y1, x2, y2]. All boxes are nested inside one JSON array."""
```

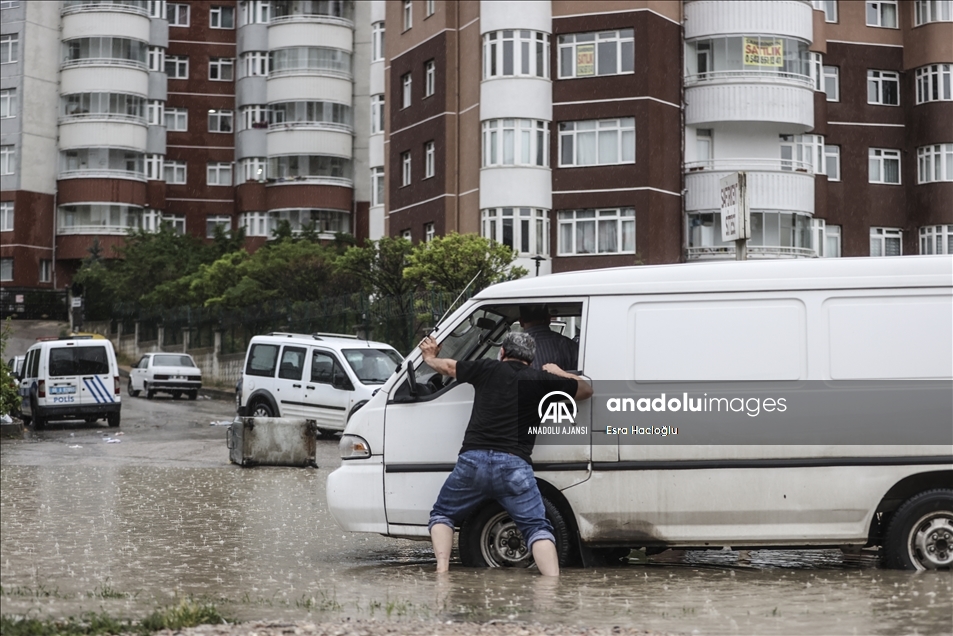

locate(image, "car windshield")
[[342, 348, 403, 384], [153, 355, 195, 367]]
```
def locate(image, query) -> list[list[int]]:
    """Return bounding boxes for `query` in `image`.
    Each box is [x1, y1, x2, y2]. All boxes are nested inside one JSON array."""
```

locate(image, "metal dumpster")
[[227, 417, 318, 467]]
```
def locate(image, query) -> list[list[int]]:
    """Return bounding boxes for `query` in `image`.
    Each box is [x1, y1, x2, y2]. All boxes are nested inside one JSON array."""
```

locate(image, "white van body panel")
[[328, 256, 953, 548]]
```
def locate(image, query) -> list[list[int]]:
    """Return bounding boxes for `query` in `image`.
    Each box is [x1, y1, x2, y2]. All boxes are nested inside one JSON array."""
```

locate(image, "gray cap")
[[500, 332, 536, 364]]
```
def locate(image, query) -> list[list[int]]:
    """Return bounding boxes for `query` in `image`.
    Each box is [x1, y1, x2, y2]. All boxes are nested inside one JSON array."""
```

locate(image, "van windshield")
[[153, 355, 195, 367], [49, 346, 110, 376], [342, 349, 403, 384]]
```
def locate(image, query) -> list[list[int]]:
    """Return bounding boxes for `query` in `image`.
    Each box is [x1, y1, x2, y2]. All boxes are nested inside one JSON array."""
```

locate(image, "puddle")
[[1, 464, 951, 635]]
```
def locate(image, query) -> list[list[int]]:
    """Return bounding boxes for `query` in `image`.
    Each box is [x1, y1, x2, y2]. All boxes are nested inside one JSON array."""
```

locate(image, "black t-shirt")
[[456, 358, 578, 464]]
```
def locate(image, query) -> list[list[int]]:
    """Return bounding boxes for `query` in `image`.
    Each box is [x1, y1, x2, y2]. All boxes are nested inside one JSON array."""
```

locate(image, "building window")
[[208, 109, 233, 132], [206, 215, 232, 238], [695, 129, 713, 164], [166, 2, 189, 26], [240, 105, 269, 130], [0, 88, 15, 118], [0, 1, 20, 8], [401, 73, 412, 108], [165, 55, 188, 79], [403, 0, 412, 30], [164, 160, 186, 184], [148, 0, 165, 19], [558, 118, 635, 167], [809, 52, 823, 91], [920, 225, 953, 255], [270, 101, 352, 129], [140, 208, 162, 232], [866, 0, 898, 27], [0, 34, 18, 64], [425, 60, 435, 97], [0, 201, 12, 231], [146, 100, 163, 125], [917, 143, 953, 183], [61, 92, 146, 120], [268, 155, 353, 182], [484, 30, 551, 79], [209, 57, 234, 81], [63, 37, 148, 68], [424, 141, 435, 179], [164, 107, 187, 131], [241, 212, 269, 237], [58, 203, 145, 234], [915, 0, 951, 24], [207, 162, 232, 186], [145, 154, 164, 180], [371, 166, 384, 206], [241, 51, 268, 78], [60, 148, 144, 178], [557, 208, 634, 256], [0, 145, 14, 175], [210, 5, 235, 28], [824, 145, 841, 181], [812, 219, 842, 258], [401, 151, 411, 186], [148, 46, 164, 72], [823, 66, 839, 101], [870, 227, 902, 256], [685, 36, 814, 81], [240, 0, 270, 25], [812, 0, 838, 22], [372, 22, 385, 62], [0, 258, 11, 282], [164, 215, 186, 234], [557, 29, 633, 79], [269, 47, 352, 76], [482, 208, 550, 255], [426, 0, 435, 17], [868, 70, 900, 105], [915, 64, 953, 103], [482, 119, 550, 168], [241, 157, 267, 182], [39, 260, 51, 283], [780, 134, 823, 173], [425, 222, 435, 242], [371, 94, 385, 134], [266, 209, 350, 236], [869, 148, 901, 184]]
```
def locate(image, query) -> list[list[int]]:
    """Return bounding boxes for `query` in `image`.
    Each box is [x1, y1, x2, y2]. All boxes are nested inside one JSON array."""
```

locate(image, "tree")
[[71, 239, 114, 321], [403, 233, 528, 295], [0, 318, 20, 416], [337, 236, 415, 300]]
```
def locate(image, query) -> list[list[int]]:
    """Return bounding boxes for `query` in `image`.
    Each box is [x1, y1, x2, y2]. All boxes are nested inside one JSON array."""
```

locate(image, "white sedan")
[[129, 353, 202, 400]]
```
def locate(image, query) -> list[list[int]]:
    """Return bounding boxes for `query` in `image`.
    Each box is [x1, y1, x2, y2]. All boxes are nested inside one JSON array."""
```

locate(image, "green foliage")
[[337, 236, 415, 300], [0, 318, 19, 416], [404, 232, 528, 295], [139, 598, 225, 632]]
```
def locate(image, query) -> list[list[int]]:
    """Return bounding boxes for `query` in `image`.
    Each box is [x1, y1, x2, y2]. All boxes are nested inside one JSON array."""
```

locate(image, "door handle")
[[306, 385, 315, 390], [292, 384, 301, 388]]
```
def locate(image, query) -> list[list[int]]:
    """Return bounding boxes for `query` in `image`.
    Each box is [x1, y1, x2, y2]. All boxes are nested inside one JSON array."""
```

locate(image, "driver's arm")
[[419, 336, 457, 378]]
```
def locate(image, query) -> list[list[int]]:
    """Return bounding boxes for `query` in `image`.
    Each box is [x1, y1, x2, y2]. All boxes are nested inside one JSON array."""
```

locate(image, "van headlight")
[[340, 434, 371, 460]]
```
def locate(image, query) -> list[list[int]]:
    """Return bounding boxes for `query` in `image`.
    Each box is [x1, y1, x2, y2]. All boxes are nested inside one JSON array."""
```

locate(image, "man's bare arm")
[[419, 336, 457, 378], [542, 363, 593, 401]]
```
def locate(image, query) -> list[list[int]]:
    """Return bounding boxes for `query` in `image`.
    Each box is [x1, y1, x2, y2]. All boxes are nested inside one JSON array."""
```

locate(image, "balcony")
[[685, 158, 814, 215], [685, 71, 814, 130], [684, 0, 813, 42], [62, 0, 149, 17]]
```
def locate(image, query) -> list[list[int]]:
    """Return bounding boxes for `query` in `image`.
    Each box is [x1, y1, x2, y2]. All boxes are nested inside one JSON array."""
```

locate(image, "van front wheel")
[[459, 496, 572, 568], [883, 489, 953, 571]]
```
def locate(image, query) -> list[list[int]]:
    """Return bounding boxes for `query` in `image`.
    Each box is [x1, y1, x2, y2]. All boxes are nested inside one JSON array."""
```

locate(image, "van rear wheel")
[[883, 489, 953, 570], [459, 496, 572, 568], [107, 412, 120, 428], [249, 400, 274, 418]]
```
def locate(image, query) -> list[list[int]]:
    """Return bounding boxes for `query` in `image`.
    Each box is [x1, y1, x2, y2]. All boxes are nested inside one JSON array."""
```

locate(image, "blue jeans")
[[429, 449, 555, 548]]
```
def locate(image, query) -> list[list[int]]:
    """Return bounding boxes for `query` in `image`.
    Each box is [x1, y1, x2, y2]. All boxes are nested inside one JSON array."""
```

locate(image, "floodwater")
[[3, 462, 951, 635]]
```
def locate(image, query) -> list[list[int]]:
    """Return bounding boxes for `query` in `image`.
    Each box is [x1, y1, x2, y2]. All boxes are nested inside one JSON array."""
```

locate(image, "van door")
[[302, 349, 351, 430], [274, 345, 308, 417], [382, 300, 591, 529]]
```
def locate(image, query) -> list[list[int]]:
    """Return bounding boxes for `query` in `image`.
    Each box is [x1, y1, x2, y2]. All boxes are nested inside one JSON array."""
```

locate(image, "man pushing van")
[[418, 332, 593, 576]]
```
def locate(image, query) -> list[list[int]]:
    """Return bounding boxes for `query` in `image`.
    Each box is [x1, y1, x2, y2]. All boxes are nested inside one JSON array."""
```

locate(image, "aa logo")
[[538, 391, 577, 425]]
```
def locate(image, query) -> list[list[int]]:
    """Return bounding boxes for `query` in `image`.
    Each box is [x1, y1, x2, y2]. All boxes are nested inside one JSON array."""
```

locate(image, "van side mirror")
[[332, 367, 354, 391]]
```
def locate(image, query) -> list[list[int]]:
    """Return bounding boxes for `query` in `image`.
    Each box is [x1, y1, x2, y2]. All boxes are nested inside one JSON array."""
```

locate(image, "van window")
[[48, 346, 110, 376], [278, 346, 306, 380], [29, 350, 40, 378], [246, 343, 279, 377], [342, 348, 402, 384], [311, 351, 335, 384]]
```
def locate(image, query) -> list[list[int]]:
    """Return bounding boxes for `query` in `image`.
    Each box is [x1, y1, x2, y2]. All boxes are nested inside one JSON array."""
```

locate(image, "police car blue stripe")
[[83, 378, 104, 403], [93, 376, 114, 403]]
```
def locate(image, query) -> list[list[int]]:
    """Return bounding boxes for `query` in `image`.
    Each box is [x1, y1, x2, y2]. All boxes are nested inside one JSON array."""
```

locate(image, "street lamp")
[[531, 255, 546, 277]]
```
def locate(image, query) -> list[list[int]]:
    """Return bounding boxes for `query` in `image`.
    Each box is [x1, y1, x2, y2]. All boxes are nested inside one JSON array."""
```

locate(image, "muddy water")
[[2, 463, 950, 635]]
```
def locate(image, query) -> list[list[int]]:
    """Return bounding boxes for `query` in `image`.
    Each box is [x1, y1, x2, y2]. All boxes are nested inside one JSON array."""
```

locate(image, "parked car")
[[236, 332, 403, 436], [129, 353, 202, 400], [328, 255, 953, 571], [18, 337, 121, 428]]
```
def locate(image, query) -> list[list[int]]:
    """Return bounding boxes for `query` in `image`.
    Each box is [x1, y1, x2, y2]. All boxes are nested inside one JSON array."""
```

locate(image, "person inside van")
[[519, 305, 579, 372], [419, 331, 593, 576]]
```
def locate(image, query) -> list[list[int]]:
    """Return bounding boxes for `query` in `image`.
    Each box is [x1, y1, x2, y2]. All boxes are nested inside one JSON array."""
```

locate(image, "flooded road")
[[2, 391, 951, 635]]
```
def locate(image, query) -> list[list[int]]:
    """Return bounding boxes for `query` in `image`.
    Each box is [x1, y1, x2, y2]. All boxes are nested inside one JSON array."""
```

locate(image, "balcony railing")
[[685, 70, 814, 89], [57, 224, 139, 236], [60, 113, 147, 125], [266, 175, 353, 187], [61, 57, 148, 71], [685, 158, 814, 174], [267, 68, 352, 80], [62, 0, 149, 17], [59, 168, 147, 181], [687, 245, 817, 260], [266, 121, 353, 133]]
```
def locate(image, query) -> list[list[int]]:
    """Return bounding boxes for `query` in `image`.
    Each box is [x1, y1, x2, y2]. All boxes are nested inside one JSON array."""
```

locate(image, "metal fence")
[[0, 288, 69, 321]]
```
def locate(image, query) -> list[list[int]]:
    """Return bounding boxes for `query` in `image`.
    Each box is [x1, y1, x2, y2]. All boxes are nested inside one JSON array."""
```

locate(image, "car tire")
[[128, 378, 140, 398], [883, 489, 953, 571], [188, 390, 198, 401], [249, 399, 274, 418], [107, 412, 120, 428], [146, 383, 155, 400], [459, 496, 573, 568], [32, 406, 46, 431], [172, 391, 182, 400]]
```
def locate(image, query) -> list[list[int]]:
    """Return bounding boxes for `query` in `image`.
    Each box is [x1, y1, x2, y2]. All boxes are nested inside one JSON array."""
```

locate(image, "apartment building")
[[1, 0, 951, 292]]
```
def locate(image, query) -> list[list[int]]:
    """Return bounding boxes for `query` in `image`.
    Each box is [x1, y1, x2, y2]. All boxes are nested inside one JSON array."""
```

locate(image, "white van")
[[327, 256, 953, 571], [236, 332, 403, 435], [19, 337, 122, 429]]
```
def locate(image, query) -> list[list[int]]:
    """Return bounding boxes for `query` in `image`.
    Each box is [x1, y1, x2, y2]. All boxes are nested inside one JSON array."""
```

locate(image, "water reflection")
[[1, 464, 951, 635]]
